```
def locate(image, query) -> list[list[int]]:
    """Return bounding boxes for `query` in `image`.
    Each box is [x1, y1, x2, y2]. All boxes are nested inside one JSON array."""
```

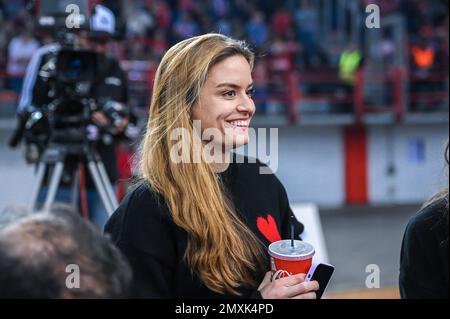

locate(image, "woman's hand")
[[258, 271, 319, 299]]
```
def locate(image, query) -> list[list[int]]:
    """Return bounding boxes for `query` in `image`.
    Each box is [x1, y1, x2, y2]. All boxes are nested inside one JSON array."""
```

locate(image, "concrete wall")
[[368, 124, 449, 205], [237, 126, 345, 207], [276, 126, 345, 206]]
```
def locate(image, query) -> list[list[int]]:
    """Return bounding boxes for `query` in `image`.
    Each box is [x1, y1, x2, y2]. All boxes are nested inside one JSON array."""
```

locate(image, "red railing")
[[407, 72, 449, 112], [251, 66, 301, 124], [119, 63, 424, 125], [295, 66, 356, 122], [392, 67, 406, 121]]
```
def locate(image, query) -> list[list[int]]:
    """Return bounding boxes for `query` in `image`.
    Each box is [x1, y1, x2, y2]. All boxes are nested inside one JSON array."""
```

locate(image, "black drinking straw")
[[290, 215, 295, 248]]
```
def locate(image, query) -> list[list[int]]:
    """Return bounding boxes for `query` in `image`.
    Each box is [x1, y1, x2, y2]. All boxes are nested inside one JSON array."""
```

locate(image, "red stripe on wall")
[[344, 126, 368, 204]]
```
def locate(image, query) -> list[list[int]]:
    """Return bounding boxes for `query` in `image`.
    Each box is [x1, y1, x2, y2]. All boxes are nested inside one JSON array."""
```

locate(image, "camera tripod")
[[29, 142, 119, 216]]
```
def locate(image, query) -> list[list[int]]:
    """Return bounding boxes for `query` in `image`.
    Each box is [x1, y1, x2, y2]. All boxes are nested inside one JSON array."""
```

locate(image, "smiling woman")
[[191, 54, 255, 151], [105, 33, 318, 299]]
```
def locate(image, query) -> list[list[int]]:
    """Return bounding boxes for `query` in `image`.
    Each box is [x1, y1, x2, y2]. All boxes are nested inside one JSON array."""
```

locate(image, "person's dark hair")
[[441, 142, 449, 246], [0, 204, 132, 298]]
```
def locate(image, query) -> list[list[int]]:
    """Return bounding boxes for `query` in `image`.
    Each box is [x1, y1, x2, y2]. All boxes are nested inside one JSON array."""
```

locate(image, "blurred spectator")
[[211, 0, 229, 18], [252, 57, 269, 113], [198, 13, 214, 35], [230, 0, 253, 21], [152, 0, 172, 29], [178, 0, 197, 13], [173, 11, 200, 41], [380, 33, 396, 66], [409, 35, 447, 111], [128, 37, 148, 61], [271, 5, 292, 36], [0, 204, 132, 298], [269, 32, 299, 72], [125, 4, 155, 37], [294, 0, 319, 66], [216, 17, 233, 36], [6, 23, 39, 94], [230, 16, 246, 39], [339, 43, 363, 85], [410, 39, 436, 77], [245, 11, 268, 48], [148, 29, 169, 59], [1, 0, 25, 19]]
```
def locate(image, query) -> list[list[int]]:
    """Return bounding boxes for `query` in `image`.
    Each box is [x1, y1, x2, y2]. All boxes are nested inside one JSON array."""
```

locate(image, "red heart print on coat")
[[257, 214, 281, 243]]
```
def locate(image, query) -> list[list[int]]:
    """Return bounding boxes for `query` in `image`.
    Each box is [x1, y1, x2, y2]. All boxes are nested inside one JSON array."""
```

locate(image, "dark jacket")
[[399, 197, 449, 299]]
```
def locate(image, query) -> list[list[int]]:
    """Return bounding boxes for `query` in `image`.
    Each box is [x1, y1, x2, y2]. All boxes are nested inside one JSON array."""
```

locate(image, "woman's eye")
[[246, 88, 255, 97], [223, 90, 236, 97]]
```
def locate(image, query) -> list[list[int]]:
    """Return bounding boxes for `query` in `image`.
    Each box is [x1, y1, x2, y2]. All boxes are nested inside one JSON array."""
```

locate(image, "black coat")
[[399, 197, 449, 299]]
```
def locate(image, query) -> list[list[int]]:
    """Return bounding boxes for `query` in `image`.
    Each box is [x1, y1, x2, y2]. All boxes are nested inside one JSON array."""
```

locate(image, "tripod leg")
[[43, 161, 64, 211], [70, 169, 80, 209], [29, 162, 47, 211], [96, 161, 119, 208], [78, 163, 90, 219], [87, 161, 114, 216]]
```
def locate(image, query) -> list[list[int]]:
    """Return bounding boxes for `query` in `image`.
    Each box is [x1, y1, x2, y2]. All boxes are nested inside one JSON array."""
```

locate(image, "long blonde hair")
[[139, 34, 266, 295]]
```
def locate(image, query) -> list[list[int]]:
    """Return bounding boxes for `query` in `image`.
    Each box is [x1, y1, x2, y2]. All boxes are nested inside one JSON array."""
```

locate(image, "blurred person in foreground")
[[0, 204, 131, 298], [105, 33, 318, 299], [399, 141, 449, 298]]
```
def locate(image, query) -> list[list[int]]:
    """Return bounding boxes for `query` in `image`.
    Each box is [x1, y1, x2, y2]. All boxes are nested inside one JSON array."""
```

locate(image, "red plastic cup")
[[268, 240, 315, 281]]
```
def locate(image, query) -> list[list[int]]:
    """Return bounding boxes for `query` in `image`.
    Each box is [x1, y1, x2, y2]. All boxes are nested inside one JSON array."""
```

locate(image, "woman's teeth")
[[228, 120, 248, 127]]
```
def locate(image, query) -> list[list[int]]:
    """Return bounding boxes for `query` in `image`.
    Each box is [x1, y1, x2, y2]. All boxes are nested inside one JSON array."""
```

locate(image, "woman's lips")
[[225, 119, 250, 130]]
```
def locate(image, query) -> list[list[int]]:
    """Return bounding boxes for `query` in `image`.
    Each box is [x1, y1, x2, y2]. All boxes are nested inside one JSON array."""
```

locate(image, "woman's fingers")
[[258, 271, 272, 291], [276, 273, 306, 286], [260, 273, 319, 299], [285, 280, 319, 298], [291, 291, 317, 299]]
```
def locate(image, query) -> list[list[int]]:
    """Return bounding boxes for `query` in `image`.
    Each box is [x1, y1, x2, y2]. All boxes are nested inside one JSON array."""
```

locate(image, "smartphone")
[[305, 263, 335, 299]]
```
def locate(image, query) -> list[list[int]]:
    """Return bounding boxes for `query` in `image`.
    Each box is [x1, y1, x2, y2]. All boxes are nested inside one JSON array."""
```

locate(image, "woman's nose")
[[237, 93, 255, 115]]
